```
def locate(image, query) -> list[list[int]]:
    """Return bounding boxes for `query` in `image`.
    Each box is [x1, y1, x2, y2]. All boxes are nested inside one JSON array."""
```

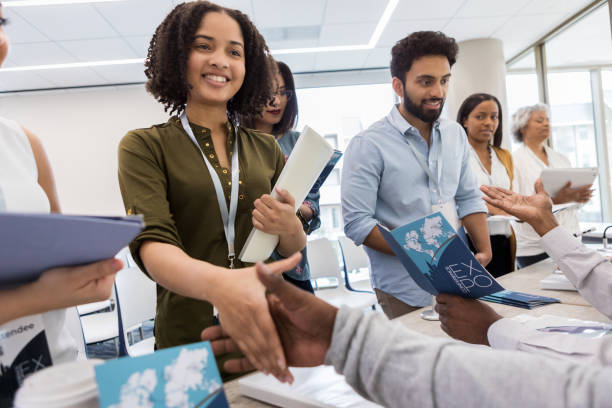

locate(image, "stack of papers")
[[481, 290, 560, 309]]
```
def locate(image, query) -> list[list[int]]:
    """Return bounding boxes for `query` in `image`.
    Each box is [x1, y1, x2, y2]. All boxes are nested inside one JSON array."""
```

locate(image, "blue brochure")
[[308, 150, 343, 195], [481, 290, 560, 309], [0, 213, 143, 288], [95, 341, 228, 408], [379, 212, 504, 298]]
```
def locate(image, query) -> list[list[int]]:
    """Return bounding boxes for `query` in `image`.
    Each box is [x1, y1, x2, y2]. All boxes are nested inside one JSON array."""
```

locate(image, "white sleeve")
[[541, 226, 612, 319], [326, 306, 612, 408]]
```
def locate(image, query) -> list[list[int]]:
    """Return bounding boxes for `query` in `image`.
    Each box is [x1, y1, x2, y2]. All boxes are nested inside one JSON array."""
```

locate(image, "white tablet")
[[540, 167, 597, 197]]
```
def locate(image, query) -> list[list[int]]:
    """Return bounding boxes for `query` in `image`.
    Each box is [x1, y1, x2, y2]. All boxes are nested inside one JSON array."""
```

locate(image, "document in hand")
[[239, 126, 342, 262], [379, 212, 504, 298], [0, 213, 143, 287], [95, 341, 228, 408]]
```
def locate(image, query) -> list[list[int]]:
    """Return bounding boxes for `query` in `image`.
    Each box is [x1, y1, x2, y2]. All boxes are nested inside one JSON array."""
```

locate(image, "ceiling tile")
[[58, 38, 138, 61], [520, 0, 593, 15], [0, 71, 52, 92], [12, 4, 116, 41], [455, 0, 531, 18], [269, 39, 320, 51], [323, 0, 386, 24], [3, 8, 49, 43], [123, 35, 152, 58], [314, 49, 371, 71], [274, 53, 316, 73], [215, 0, 254, 17], [92, 63, 147, 84], [393, 0, 465, 20], [318, 23, 375, 46], [492, 13, 565, 58], [376, 19, 448, 47], [93, 0, 174, 37], [444, 16, 510, 42], [252, 0, 326, 28], [36, 67, 108, 88], [363, 47, 391, 68], [8, 42, 77, 66]]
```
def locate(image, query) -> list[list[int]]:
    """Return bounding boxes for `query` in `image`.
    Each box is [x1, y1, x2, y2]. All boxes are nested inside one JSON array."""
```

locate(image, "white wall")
[[0, 85, 169, 215]]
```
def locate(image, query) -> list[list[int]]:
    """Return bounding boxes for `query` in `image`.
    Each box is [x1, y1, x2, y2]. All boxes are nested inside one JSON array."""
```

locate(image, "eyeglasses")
[[273, 89, 294, 100], [0, 18, 7, 27]]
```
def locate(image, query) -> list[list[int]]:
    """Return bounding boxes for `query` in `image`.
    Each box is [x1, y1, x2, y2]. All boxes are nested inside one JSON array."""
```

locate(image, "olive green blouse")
[[118, 116, 284, 354]]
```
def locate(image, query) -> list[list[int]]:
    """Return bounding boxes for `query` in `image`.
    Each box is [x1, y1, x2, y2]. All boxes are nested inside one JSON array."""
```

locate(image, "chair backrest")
[[306, 238, 343, 280], [338, 236, 370, 273], [114, 267, 156, 339]]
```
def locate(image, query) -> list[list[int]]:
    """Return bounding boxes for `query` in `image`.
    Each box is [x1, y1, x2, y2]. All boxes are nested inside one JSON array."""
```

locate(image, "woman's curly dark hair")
[[390, 31, 458, 82], [145, 1, 274, 120]]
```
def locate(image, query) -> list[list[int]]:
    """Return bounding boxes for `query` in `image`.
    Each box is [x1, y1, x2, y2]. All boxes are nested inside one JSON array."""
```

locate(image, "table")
[[224, 257, 608, 407]]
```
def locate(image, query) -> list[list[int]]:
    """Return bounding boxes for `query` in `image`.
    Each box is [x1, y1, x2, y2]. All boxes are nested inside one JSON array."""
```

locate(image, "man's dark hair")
[[145, 1, 274, 120], [456, 93, 504, 148], [390, 31, 458, 81]]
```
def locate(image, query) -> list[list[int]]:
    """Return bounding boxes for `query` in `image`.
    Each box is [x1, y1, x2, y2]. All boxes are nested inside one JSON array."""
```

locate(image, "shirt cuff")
[[346, 218, 378, 246], [540, 226, 582, 262], [487, 318, 531, 350], [457, 199, 488, 219]]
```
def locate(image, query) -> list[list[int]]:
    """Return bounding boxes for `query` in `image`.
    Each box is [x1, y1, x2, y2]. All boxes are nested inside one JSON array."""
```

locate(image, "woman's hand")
[[1, 258, 122, 325], [552, 182, 594, 204], [31, 258, 122, 310], [252, 188, 301, 235], [207, 252, 302, 383]]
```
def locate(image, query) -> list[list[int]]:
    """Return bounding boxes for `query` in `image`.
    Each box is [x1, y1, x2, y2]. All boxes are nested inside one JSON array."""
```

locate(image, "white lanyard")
[[180, 111, 240, 268], [404, 132, 443, 205]]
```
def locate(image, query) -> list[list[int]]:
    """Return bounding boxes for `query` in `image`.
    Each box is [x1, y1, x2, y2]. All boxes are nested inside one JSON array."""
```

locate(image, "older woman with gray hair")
[[511, 103, 593, 268]]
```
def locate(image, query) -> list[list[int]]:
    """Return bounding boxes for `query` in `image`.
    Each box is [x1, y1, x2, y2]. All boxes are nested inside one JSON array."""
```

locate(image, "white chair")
[[307, 238, 376, 310], [78, 286, 119, 349], [338, 236, 374, 293], [114, 266, 156, 357]]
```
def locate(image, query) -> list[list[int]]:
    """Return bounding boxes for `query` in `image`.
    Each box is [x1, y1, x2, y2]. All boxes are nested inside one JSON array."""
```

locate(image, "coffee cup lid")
[[14, 359, 103, 408]]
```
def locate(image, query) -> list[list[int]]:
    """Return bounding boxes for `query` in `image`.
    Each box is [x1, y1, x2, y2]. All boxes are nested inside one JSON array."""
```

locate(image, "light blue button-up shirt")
[[341, 105, 487, 306]]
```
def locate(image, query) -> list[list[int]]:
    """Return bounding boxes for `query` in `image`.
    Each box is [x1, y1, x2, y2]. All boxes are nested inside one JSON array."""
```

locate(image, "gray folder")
[[0, 213, 143, 287]]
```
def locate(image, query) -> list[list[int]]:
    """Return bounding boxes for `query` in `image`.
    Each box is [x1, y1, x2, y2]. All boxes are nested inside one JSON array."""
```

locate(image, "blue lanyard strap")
[[180, 111, 240, 268]]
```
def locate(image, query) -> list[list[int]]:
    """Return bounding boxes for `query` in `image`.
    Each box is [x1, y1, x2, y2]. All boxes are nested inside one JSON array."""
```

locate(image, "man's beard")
[[402, 89, 444, 123]]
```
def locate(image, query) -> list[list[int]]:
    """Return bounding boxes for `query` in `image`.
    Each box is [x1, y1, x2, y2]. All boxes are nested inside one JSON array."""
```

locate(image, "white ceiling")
[[0, 0, 596, 92]]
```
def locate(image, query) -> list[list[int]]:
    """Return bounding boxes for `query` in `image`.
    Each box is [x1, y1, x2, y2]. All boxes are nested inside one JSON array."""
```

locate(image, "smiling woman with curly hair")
[[117, 1, 305, 383]]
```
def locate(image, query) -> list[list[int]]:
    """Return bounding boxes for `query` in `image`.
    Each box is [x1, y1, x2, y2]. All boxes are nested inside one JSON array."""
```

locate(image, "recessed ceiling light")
[[0, 58, 144, 72], [3, 0, 124, 7], [272, 0, 399, 55]]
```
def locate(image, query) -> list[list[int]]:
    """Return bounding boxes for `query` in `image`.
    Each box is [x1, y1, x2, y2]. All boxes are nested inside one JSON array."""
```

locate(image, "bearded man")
[[341, 31, 491, 318]]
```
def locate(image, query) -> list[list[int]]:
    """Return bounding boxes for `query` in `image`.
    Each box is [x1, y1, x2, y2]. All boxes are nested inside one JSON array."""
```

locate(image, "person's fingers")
[[434, 302, 448, 315], [70, 258, 123, 282], [265, 252, 302, 276], [209, 338, 241, 356], [253, 199, 273, 217], [224, 357, 256, 373], [251, 311, 289, 381], [534, 179, 547, 195], [275, 188, 295, 207], [257, 260, 306, 311], [259, 194, 278, 210], [436, 293, 451, 304], [200, 325, 226, 341], [252, 209, 266, 224]]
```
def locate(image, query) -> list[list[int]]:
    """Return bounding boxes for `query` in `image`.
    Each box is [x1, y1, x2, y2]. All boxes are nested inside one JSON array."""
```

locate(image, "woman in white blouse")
[[458, 93, 515, 277], [511, 103, 593, 268], [0, 1, 120, 362]]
